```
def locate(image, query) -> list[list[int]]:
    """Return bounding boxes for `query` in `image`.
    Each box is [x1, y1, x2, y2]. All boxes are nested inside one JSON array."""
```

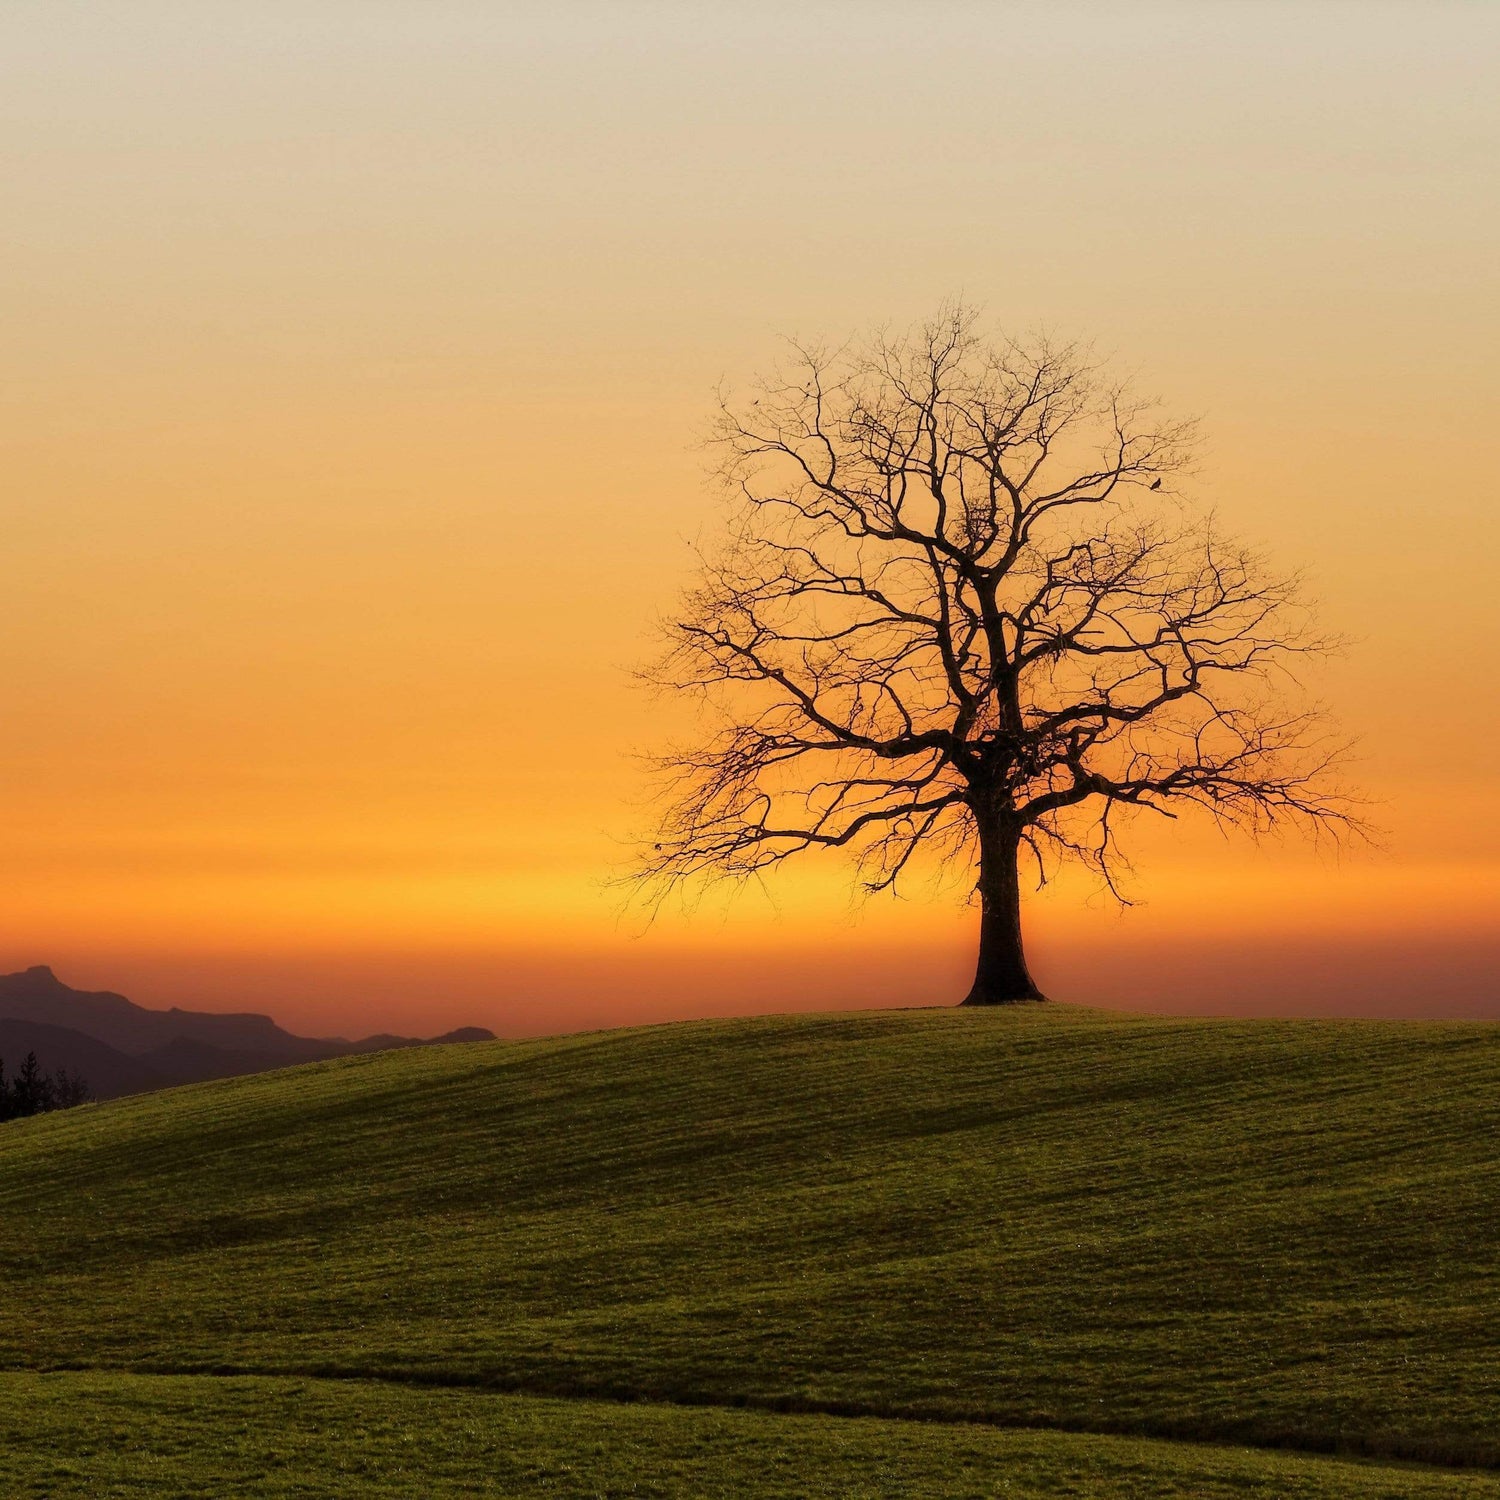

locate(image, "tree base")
[[960, 986, 1047, 1006]]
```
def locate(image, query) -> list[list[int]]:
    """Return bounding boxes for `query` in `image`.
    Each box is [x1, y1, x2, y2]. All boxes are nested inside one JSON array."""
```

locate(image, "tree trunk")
[[961, 808, 1045, 1005]]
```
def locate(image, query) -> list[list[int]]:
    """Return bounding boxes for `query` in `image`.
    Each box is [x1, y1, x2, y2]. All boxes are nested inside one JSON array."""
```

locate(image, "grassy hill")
[[1, 1006, 1498, 1496]]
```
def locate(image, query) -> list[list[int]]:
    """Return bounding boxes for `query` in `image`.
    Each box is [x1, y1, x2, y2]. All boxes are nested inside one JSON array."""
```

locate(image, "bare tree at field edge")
[[637, 307, 1358, 1004]]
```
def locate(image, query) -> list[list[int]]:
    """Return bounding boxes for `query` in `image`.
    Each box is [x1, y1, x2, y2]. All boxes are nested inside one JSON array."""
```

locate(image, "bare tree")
[[637, 307, 1356, 1004]]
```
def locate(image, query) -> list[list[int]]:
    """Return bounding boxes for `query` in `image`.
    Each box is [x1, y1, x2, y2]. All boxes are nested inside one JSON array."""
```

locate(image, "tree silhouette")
[[638, 308, 1357, 1004], [11, 1052, 51, 1117], [0, 1053, 90, 1120]]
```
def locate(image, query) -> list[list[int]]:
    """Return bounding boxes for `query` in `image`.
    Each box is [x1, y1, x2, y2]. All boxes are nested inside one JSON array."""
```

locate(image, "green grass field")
[[5, 1371, 1500, 1499], [2, 1006, 1497, 1494]]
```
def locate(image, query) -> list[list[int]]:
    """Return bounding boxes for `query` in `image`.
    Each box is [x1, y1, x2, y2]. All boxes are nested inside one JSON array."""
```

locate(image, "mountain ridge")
[[0, 965, 495, 1099]]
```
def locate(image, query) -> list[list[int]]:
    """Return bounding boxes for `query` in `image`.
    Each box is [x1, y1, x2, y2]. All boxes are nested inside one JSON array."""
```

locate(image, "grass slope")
[[2, 1007, 1497, 1485], [4, 1372, 1499, 1499]]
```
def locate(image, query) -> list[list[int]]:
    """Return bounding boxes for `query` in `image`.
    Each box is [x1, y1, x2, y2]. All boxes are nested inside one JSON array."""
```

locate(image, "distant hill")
[[0, 966, 495, 1098], [0, 1019, 167, 1099]]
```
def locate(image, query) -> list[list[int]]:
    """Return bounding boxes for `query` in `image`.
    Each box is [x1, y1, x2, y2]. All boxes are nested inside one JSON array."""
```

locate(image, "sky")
[[2, 1, 1496, 1036]]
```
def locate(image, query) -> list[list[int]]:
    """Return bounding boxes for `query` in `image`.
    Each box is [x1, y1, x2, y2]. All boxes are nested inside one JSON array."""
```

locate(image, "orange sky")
[[2, 2, 1497, 1035]]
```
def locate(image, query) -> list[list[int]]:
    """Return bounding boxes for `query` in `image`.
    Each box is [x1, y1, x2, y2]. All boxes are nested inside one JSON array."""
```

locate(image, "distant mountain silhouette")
[[0, 967, 496, 1100], [0, 1019, 167, 1099]]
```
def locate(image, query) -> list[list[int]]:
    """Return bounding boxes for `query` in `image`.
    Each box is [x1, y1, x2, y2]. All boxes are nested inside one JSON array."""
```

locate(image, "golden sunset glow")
[[3, 3, 1497, 1033]]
